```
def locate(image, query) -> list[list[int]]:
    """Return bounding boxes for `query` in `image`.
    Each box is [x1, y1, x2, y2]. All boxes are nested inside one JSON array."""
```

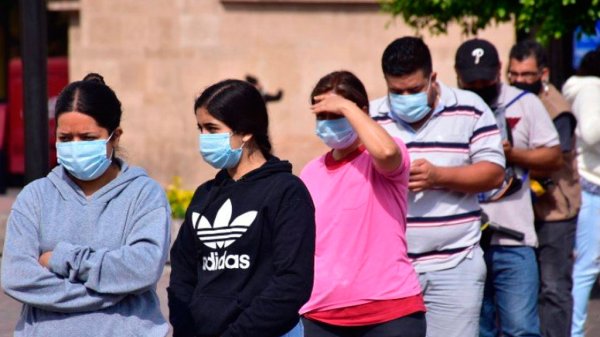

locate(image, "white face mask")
[[198, 133, 243, 169], [56, 133, 114, 181], [388, 78, 432, 123], [315, 118, 358, 150]]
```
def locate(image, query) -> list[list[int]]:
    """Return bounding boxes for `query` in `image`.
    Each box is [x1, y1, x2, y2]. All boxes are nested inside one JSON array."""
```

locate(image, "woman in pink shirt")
[[300, 71, 425, 337]]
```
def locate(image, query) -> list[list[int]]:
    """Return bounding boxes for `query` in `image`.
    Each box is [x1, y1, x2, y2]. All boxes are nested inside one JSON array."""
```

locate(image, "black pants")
[[536, 218, 577, 337], [302, 312, 426, 337]]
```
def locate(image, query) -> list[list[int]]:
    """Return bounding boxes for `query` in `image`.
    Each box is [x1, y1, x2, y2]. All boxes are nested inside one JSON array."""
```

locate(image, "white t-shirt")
[[482, 83, 560, 247]]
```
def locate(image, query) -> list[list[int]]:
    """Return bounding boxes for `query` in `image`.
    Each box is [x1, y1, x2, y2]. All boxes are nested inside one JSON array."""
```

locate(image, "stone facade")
[[62, 0, 515, 189]]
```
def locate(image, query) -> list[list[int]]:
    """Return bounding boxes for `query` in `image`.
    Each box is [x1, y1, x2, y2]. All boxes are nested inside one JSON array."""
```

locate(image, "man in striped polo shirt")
[[455, 38, 561, 337], [370, 36, 505, 337]]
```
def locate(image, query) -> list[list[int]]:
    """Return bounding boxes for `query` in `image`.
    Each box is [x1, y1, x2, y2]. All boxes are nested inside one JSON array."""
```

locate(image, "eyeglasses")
[[507, 70, 541, 81]]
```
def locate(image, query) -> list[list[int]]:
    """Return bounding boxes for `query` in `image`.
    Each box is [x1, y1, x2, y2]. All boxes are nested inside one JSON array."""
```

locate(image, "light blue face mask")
[[315, 117, 358, 150], [56, 133, 114, 181], [388, 81, 432, 123], [199, 133, 243, 169]]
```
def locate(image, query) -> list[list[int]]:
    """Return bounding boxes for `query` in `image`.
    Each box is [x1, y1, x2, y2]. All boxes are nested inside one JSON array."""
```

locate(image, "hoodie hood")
[[213, 156, 293, 186], [48, 159, 149, 204], [562, 76, 600, 104]]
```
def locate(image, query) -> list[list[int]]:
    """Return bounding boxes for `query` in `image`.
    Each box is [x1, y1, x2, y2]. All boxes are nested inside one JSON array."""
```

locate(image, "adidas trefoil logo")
[[192, 199, 258, 249]]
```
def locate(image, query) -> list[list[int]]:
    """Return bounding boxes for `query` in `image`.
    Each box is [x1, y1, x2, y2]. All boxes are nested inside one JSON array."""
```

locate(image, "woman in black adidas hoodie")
[[168, 79, 316, 337]]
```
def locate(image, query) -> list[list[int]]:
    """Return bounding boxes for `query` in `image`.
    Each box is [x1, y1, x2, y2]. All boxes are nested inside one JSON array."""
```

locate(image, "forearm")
[[49, 242, 166, 294], [168, 218, 200, 336], [344, 105, 402, 171], [434, 162, 504, 193], [48, 207, 170, 294], [507, 146, 562, 171], [1, 210, 125, 312], [2, 248, 124, 313], [223, 275, 310, 337], [168, 288, 196, 337]]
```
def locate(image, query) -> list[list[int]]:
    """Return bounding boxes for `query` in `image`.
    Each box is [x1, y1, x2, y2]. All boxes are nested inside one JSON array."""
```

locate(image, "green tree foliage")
[[380, 0, 600, 43]]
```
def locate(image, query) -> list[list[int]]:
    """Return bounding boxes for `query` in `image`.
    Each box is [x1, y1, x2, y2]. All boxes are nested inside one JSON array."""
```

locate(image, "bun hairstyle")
[[55, 73, 122, 134], [82, 72, 106, 84]]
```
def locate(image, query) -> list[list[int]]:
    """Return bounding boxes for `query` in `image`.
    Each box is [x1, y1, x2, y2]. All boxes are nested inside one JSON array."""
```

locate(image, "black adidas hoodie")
[[168, 157, 315, 337]]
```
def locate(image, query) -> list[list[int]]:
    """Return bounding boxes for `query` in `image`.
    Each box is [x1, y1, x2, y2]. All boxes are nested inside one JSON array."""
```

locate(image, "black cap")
[[455, 39, 500, 83]]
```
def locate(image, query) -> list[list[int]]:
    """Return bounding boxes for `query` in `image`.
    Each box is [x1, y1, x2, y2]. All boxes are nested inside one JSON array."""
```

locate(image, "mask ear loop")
[[426, 74, 439, 107], [426, 75, 433, 92], [231, 131, 248, 151], [106, 131, 116, 161]]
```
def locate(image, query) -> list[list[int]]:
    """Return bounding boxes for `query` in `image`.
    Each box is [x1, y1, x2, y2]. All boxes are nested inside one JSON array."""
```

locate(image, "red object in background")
[[5, 57, 68, 175], [0, 103, 6, 150]]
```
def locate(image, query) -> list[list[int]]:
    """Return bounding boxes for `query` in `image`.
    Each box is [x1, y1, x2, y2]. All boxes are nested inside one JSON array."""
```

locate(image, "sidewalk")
[[0, 188, 599, 336]]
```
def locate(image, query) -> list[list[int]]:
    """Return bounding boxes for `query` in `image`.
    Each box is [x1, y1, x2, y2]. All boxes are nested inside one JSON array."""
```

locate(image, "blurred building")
[[48, 0, 515, 188]]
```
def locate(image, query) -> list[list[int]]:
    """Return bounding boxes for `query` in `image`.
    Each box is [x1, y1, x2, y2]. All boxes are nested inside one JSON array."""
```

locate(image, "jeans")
[[572, 190, 600, 337], [536, 218, 576, 337], [302, 312, 426, 337], [281, 321, 304, 337], [418, 246, 486, 337], [480, 246, 541, 337]]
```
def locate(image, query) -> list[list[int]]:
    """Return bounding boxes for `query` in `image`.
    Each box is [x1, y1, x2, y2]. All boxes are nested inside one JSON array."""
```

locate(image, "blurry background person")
[[562, 47, 600, 337], [455, 38, 561, 337], [300, 70, 425, 337], [508, 40, 580, 337], [0, 73, 171, 337], [168, 79, 315, 337]]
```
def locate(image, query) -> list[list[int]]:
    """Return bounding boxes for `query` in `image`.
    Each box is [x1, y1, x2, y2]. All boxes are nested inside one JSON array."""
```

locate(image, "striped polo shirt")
[[370, 82, 505, 273]]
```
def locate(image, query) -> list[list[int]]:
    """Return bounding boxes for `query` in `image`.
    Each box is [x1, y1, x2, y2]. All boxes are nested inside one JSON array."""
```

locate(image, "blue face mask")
[[388, 82, 432, 123], [199, 133, 243, 169], [315, 118, 358, 150], [56, 133, 114, 181]]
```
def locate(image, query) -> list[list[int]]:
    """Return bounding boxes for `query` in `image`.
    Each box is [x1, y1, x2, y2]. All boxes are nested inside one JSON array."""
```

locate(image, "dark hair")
[[55, 73, 122, 134], [509, 40, 548, 69], [194, 79, 272, 158], [382, 36, 432, 77], [310, 71, 369, 112], [577, 48, 600, 77]]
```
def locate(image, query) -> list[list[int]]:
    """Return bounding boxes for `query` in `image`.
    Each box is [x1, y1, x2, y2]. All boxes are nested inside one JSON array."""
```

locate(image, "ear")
[[541, 67, 550, 82], [430, 71, 438, 82], [241, 133, 253, 144], [111, 127, 123, 147]]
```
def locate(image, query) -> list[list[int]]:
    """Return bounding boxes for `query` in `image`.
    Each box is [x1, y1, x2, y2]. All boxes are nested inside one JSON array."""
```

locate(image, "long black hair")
[[194, 79, 272, 158]]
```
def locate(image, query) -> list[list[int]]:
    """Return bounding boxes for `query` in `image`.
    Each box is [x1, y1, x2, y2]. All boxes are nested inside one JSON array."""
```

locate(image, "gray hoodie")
[[1, 161, 170, 337]]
